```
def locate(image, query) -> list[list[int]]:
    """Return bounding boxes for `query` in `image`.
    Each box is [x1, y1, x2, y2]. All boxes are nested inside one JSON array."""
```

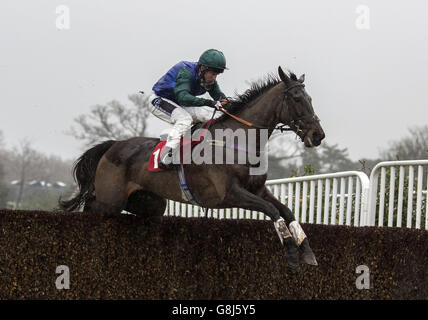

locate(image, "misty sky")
[[1, 0, 427, 161]]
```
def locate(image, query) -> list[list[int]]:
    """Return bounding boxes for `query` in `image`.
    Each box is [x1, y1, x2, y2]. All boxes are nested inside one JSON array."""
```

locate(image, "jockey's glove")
[[204, 99, 218, 108], [214, 101, 223, 110], [220, 97, 233, 109]]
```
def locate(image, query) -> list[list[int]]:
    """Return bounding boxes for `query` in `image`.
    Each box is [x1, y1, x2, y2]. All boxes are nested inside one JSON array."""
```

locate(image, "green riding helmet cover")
[[198, 49, 228, 73]]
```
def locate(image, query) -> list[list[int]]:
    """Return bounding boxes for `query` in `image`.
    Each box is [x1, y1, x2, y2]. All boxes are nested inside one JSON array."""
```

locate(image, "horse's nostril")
[[312, 131, 325, 145], [315, 131, 325, 140]]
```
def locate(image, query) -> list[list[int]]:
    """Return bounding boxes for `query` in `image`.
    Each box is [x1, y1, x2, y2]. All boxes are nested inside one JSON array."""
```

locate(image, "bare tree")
[[381, 125, 428, 160], [0, 131, 8, 207], [2, 150, 74, 185], [68, 93, 151, 146], [268, 133, 302, 160], [11, 139, 42, 208], [36, 155, 74, 185], [267, 134, 303, 179], [0, 140, 75, 209]]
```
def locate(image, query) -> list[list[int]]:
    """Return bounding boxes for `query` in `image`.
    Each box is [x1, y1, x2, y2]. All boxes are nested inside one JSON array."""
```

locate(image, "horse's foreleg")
[[261, 187, 318, 266], [224, 185, 300, 269]]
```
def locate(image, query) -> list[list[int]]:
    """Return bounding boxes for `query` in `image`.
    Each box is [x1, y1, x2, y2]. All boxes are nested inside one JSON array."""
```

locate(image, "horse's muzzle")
[[304, 128, 325, 147]]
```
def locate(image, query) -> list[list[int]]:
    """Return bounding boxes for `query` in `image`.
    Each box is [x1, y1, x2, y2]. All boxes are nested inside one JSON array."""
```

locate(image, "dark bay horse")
[[59, 66, 325, 268]]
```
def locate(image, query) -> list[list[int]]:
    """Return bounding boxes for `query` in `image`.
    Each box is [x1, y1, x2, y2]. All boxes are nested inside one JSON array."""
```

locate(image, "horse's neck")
[[209, 84, 284, 152], [215, 83, 283, 136], [241, 84, 283, 129]]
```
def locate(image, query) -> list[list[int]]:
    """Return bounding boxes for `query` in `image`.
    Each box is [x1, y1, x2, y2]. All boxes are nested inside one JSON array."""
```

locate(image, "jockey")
[[149, 49, 228, 170]]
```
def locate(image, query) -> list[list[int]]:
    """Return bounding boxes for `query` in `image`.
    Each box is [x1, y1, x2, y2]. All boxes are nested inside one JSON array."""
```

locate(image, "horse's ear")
[[298, 74, 305, 83], [278, 66, 291, 85]]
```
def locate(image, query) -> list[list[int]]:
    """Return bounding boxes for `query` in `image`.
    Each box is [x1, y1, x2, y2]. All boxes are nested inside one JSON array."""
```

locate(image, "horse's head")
[[277, 66, 325, 147]]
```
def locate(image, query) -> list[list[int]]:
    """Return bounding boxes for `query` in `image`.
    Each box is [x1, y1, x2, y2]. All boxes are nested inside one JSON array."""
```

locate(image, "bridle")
[[275, 83, 320, 136]]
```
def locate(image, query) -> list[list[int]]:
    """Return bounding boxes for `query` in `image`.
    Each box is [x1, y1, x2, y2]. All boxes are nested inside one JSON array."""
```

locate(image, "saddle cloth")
[[147, 119, 215, 172]]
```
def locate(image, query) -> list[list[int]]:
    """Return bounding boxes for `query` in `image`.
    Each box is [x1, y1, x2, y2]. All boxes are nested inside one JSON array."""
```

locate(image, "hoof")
[[300, 238, 318, 266], [301, 251, 318, 266]]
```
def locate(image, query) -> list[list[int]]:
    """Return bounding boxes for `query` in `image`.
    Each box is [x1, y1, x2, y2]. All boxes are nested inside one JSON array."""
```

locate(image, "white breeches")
[[148, 92, 221, 150]]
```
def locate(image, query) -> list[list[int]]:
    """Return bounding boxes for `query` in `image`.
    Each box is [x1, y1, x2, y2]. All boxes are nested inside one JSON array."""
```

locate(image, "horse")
[[59, 66, 325, 269]]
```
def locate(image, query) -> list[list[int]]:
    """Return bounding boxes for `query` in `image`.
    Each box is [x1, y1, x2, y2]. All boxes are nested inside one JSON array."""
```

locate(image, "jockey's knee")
[[171, 108, 193, 128], [177, 116, 193, 133], [182, 113, 193, 126]]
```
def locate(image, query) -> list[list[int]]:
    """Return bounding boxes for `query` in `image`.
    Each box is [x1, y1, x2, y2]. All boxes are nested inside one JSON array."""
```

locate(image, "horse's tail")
[[58, 140, 116, 212]]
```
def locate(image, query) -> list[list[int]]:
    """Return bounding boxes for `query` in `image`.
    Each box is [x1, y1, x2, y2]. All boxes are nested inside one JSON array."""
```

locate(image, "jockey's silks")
[[152, 61, 226, 106]]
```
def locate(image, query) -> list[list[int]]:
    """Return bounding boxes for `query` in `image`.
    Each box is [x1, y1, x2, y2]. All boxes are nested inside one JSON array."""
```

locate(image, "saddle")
[[147, 120, 215, 172]]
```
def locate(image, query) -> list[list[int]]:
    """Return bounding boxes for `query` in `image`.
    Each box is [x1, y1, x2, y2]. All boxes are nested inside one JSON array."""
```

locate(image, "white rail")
[[265, 171, 370, 226], [367, 160, 428, 229]]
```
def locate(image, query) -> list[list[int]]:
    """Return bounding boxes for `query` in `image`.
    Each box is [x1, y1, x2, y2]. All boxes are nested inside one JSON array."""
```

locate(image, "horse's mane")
[[216, 71, 298, 123]]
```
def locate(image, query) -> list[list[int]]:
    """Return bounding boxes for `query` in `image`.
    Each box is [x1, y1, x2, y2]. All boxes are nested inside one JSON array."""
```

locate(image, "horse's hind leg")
[[125, 190, 167, 219], [91, 157, 128, 217]]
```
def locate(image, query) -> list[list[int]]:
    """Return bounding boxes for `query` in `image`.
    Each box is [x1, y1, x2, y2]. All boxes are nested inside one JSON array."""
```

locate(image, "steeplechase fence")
[[2, 163, 428, 299]]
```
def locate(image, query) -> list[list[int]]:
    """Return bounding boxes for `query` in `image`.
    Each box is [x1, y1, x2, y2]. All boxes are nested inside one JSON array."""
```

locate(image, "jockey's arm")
[[207, 81, 227, 101], [174, 67, 207, 107]]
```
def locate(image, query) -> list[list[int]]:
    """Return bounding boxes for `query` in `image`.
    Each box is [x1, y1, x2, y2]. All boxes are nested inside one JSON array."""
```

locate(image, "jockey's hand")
[[204, 99, 216, 107], [220, 98, 229, 106], [214, 101, 224, 111], [204, 99, 220, 109], [220, 97, 233, 109]]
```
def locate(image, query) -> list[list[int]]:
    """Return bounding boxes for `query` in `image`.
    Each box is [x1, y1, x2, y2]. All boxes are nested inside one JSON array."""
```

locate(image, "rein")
[[217, 106, 254, 127]]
